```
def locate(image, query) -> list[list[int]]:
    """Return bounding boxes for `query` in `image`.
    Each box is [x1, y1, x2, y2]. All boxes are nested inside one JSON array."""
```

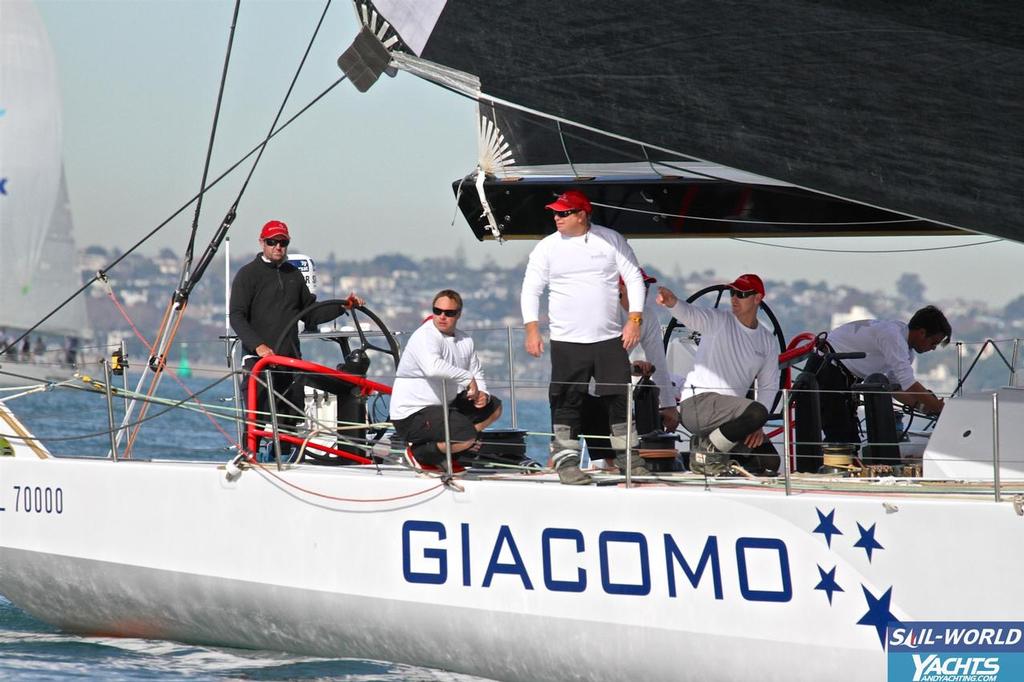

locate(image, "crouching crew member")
[[390, 290, 502, 469], [657, 274, 779, 474], [811, 306, 951, 445]]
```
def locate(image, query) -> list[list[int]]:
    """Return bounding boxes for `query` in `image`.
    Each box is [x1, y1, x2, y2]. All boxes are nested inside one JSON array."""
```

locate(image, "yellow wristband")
[[629, 314, 643, 324]]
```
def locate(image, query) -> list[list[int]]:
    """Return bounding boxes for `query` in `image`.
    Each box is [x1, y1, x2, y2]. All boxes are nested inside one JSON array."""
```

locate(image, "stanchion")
[[441, 381, 453, 475], [992, 392, 1002, 503], [102, 359, 118, 462], [782, 388, 792, 496], [265, 369, 282, 471]]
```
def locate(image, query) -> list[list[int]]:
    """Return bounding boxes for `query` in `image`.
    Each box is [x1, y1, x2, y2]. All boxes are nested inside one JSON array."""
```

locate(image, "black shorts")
[[550, 338, 630, 400], [393, 394, 502, 447]]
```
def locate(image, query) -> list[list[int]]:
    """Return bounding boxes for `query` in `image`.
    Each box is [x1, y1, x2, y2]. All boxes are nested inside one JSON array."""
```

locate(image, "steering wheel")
[[272, 299, 401, 375], [269, 300, 401, 464], [661, 284, 787, 413]]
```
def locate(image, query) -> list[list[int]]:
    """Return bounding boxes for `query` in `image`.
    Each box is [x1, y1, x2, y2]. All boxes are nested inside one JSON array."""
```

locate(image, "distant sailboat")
[[0, 0, 90, 385]]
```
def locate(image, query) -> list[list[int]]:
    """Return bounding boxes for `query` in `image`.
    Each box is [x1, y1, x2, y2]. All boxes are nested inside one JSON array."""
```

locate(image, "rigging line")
[[0, 75, 347, 360], [181, 0, 242, 284], [555, 120, 580, 178], [124, 307, 189, 458], [180, 0, 335, 298], [391, 62, 957, 231], [251, 462, 446, 504], [511, 114, 918, 226], [233, 0, 332, 203], [729, 237, 1003, 253], [589, 200, 921, 226], [102, 286, 241, 449], [0, 373, 235, 444]]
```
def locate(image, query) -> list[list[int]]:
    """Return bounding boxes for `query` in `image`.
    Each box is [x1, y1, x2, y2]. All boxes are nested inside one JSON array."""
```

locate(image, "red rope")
[[251, 461, 446, 503], [104, 287, 241, 451]]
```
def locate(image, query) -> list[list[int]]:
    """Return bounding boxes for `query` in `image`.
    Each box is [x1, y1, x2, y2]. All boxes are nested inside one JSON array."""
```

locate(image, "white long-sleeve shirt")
[[389, 320, 488, 420], [826, 319, 916, 389], [520, 223, 645, 343], [667, 301, 779, 412]]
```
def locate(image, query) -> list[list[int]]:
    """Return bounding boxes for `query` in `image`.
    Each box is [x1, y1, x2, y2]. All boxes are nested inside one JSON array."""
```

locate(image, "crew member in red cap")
[[656, 274, 780, 476], [230, 220, 362, 459], [521, 189, 649, 485]]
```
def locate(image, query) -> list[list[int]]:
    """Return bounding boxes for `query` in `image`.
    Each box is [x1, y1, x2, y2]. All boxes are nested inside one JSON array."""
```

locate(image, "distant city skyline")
[[33, 0, 1024, 306]]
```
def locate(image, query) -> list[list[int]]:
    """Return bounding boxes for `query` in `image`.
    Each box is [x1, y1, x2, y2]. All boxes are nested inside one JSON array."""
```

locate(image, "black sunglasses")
[[730, 289, 757, 299], [552, 209, 579, 218], [264, 238, 289, 247], [432, 306, 461, 318]]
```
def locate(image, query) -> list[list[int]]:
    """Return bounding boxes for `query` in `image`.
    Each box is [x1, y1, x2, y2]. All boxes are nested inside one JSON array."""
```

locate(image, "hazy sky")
[[34, 0, 1023, 306]]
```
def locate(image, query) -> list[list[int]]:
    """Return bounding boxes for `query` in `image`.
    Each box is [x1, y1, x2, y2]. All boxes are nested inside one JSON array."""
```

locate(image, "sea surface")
[[0, 369, 548, 681]]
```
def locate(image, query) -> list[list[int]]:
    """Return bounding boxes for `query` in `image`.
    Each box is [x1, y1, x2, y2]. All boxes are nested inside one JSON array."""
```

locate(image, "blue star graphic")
[[814, 564, 844, 605], [854, 522, 884, 562], [812, 507, 843, 547], [858, 585, 898, 647]]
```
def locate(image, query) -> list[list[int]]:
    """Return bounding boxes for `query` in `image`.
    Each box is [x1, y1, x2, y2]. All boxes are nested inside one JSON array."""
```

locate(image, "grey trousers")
[[679, 392, 752, 437]]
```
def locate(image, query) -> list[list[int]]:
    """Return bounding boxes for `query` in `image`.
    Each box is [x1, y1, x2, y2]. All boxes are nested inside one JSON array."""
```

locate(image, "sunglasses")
[[264, 238, 289, 247], [432, 307, 461, 318], [552, 209, 579, 218], [730, 289, 758, 299]]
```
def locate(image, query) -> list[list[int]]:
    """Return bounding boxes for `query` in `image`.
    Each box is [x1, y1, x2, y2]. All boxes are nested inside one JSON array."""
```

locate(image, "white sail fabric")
[[0, 0, 87, 335]]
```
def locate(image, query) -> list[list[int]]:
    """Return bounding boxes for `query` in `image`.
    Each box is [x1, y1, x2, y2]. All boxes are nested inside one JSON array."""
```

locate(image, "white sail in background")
[[0, 0, 88, 335]]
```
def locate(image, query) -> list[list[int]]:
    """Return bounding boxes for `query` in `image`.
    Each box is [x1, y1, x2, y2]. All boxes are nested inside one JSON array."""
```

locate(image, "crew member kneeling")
[[390, 290, 502, 469]]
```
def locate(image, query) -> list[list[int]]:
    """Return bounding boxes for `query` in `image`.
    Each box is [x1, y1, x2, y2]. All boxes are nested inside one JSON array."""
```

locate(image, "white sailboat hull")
[[2, 454, 1021, 681]]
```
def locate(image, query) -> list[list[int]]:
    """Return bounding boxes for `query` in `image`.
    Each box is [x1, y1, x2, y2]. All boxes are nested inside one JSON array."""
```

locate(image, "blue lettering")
[[461, 522, 471, 586], [599, 531, 650, 596], [483, 525, 534, 589], [402, 520, 447, 585], [664, 534, 723, 599], [735, 537, 791, 602], [542, 528, 586, 592]]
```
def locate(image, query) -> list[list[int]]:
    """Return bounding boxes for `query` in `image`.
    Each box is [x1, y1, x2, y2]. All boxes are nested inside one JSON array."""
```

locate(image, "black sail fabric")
[[354, 0, 1024, 242]]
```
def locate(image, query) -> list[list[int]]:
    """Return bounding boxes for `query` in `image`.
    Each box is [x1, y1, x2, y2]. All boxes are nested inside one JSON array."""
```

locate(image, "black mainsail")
[[344, 1, 1023, 242]]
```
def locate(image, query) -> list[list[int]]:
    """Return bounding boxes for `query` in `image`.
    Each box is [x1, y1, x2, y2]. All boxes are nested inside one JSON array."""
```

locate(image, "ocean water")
[[0, 368, 546, 680]]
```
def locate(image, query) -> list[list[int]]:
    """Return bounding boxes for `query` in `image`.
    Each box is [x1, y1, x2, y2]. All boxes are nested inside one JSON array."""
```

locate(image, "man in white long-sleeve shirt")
[[521, 189, 648, 485], [657, 274, 779, 475], [811, 306, 950, 445], [390, 290, 502, 470]]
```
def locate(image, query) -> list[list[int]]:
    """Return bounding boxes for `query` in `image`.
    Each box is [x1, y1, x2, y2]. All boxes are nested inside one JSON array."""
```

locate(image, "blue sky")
[[34, 0, 1022, 306]]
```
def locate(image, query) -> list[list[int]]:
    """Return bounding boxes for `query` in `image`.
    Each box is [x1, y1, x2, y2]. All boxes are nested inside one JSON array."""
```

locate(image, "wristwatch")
[[629, 314, 643, 325]]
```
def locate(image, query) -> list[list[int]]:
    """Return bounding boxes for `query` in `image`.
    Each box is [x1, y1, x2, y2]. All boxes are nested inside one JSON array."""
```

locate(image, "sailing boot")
[[552, 449, 592, 486], [610, 422, 649, 476], [689, 435, 730, 476]]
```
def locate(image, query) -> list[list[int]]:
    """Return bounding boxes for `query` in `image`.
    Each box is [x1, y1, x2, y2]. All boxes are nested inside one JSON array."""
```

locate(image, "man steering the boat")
[[390, 289, 502, 471], [656, 274, 780, 475], [521, 189, 649, 485], [229, 219, 361, 458], [809, 306, 951, 445]]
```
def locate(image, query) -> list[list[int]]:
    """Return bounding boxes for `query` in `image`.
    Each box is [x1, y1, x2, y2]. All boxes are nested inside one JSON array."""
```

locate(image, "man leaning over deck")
[[657, 274, 780, 475], [390, 289, 502, 470], [521, 189, 648, 485], [810, 306, 951, 446]]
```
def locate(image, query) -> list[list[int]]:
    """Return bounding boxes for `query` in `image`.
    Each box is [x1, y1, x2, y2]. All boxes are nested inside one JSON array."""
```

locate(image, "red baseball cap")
[[727, 273, 765, 297], [546, 190, 592, 214], [260, 220, 290, 240]]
